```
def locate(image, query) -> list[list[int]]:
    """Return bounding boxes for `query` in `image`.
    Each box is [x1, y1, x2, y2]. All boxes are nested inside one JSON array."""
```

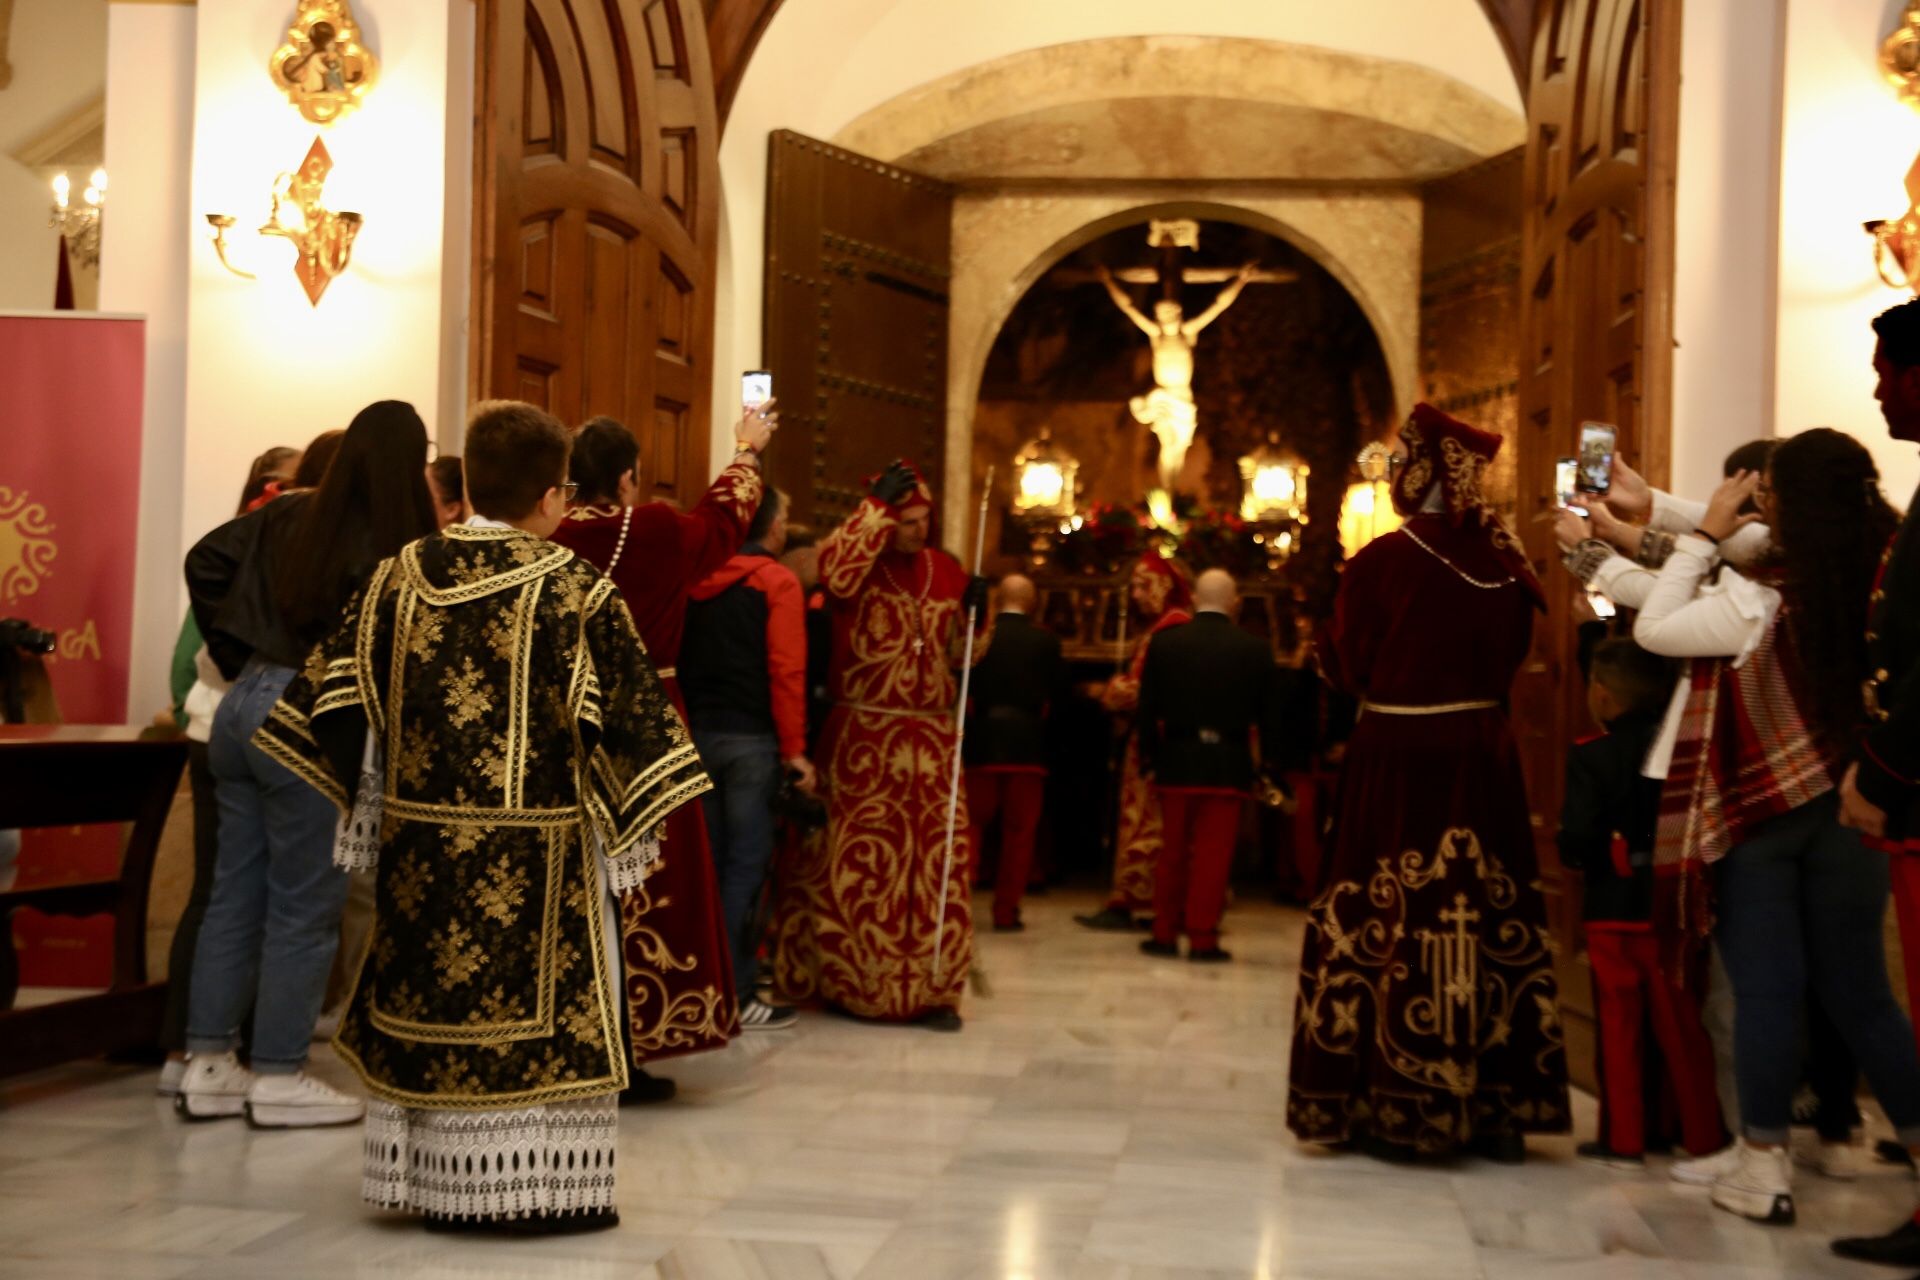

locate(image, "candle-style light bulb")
[[51, 172, 70, 209], [82, 185, 101, 208], [89, 168, 108, 193]]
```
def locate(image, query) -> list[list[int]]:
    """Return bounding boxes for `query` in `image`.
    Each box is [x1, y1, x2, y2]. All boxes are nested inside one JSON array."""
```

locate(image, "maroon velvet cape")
[[1286, 515, 1571, 1152]]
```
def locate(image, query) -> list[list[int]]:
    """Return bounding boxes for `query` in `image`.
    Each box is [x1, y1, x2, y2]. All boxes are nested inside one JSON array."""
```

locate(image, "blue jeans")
[[186, 661, 348, 1073], [696, 730, 782, 1000], [1715, 793, 1920, 1145]]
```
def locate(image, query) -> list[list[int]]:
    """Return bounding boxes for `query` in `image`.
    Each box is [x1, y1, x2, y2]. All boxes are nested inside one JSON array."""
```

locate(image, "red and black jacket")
[[681, 546, 808, 760]]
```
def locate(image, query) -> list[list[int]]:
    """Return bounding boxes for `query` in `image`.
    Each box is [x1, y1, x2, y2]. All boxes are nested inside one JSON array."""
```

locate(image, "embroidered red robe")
[[550, 457, 761, 1059], [1102, 606, 1192, 913], [770, 497, 974, 1019]]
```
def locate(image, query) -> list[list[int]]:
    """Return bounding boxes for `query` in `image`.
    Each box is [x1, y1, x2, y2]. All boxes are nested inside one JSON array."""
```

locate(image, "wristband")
[[1690, 527, 1721, 545]]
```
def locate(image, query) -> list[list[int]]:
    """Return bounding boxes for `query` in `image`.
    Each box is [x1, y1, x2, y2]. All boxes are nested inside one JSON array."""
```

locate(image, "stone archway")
[[944, 197, 1415, 545]]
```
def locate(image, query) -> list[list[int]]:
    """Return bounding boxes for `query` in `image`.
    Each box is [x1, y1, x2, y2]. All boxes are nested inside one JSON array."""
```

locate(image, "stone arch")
[[945, 196, 1414, 544]]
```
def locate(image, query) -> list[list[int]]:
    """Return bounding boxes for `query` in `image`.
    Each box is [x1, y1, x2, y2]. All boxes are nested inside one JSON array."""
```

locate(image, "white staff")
[[933, 466, 994, 983]]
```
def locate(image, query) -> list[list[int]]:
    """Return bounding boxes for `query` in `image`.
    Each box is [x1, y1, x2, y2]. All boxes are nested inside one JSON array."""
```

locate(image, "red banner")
[[1, 313, 147, 988]]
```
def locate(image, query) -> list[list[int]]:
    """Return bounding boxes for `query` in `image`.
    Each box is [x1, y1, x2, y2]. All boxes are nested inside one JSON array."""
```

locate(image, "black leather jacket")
[[185, 493, 317, 678]]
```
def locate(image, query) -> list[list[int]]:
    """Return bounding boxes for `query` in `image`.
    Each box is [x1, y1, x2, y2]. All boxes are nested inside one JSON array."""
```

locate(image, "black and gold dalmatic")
[[256, 524, 708, 1219]]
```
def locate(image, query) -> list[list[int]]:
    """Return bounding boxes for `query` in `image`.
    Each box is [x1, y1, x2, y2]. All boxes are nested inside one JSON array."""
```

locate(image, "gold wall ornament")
[[270, 1, 378, 125], [1887, 1, 1920, 109], [1866, 149, 1920, 294]]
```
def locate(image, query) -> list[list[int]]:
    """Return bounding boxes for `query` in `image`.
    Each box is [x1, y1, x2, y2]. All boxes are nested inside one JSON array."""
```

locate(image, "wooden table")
[[0, 725, 186, 1079]]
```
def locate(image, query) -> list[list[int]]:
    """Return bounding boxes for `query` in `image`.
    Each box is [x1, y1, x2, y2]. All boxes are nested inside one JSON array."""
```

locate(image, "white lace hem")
[[362, 1096, 618, 1221]]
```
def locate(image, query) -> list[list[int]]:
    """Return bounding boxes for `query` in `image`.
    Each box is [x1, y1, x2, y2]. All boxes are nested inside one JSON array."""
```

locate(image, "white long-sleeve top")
[[1582, 497, 1779, 780]]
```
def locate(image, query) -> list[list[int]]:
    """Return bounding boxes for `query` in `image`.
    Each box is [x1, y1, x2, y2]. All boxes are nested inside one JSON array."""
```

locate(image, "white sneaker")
[[1709, 1142, 1795, 1225], [156, 1058, 187, 1096], [176, 1052, 255, 1120], [245, 1072, 365, 1128], [1670, 1143, 1742, 1186], [1795, 1138, 1863, 1181]]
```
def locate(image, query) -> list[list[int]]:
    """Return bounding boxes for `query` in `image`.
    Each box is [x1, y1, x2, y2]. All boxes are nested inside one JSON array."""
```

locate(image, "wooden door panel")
[[1517, 0, 1677, 1092], [476, 0, 717, 504], [763, 131, 954, 531]]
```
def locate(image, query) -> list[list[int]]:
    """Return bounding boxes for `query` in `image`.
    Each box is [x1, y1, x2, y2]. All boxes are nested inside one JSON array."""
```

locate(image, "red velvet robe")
[[1287, 515, 1570, 1152], [550, 457, 761, 1060], [770, 497, 974, 1020], [1102, 607, 1192, 913]]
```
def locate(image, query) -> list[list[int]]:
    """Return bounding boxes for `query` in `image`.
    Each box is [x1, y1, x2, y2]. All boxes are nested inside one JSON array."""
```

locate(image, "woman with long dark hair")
[[179, 401, 437, 1127], [1631, 427, 1920, 1225]]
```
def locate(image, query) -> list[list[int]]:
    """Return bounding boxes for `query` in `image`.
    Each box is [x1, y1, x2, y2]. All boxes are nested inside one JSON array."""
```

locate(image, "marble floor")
[[3, 891, 1918, 1279]]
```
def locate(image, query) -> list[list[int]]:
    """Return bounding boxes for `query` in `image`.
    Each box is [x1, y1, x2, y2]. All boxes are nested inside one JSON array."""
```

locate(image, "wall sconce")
[[1867, 150, 1920, 294], [1886, 1, 1920, 108], [1237, 432, 1307, 524], [205, 137, 362, 305], [48, 168, 107, 269]]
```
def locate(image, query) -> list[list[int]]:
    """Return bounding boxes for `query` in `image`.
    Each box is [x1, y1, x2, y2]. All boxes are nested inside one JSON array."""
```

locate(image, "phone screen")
[[1588, 591, 1617, 620], [1554, 457, 1579, 508], [742, 370, 773, 411], [1576, 422, 1617, 495]]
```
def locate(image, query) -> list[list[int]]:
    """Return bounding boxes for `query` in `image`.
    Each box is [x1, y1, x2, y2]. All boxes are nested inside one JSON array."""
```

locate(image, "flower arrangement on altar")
[[1176, 508, 1262, 577], [1049, 503, 1174, 575]]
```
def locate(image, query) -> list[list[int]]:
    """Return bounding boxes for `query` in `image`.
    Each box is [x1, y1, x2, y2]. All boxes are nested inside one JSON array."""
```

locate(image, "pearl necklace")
[[605, 507, 633, 574], [878, 552, 933, 655]]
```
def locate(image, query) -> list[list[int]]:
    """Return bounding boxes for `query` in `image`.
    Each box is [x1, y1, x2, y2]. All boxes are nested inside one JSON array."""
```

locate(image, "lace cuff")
[[332, 737, 383, 872], [1563, 538, 1614, 585], [603, 827, 663, 897]]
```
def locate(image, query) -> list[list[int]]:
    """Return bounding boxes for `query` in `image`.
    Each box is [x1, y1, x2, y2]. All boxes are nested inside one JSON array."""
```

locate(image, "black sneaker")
[[1470, 1132, 1527, 1165], [1832, 1218, 1920, 1266], [1577, 1140, 1646, 1170], [1139, 939, 1179, 958], [1188, 947, 1233, 963], [738, 997, 799, 1031], [992, 918, 1026, 933], [920, 1007, 963, 1033]]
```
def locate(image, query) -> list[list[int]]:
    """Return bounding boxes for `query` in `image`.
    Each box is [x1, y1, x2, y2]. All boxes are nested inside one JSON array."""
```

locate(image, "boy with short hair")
[[1560, 638, 1725, 1167], [256, 400, 706, 1232]]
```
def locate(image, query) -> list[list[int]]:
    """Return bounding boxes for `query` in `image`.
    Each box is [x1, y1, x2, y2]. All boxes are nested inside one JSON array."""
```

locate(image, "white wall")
[[1774, 0, 1920, 503], [1669, 0, 1788, 500], [178, 0, 460, 561], [100, 1, 195, 724], [712, 0, 1522, 470], [0, 0, 108, 311]]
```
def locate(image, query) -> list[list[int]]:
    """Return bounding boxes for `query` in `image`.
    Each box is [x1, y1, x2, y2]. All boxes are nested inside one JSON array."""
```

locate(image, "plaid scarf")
[[1652, 610, 1834, 947]]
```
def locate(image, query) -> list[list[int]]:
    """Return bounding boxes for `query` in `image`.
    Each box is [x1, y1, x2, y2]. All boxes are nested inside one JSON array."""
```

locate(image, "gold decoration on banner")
[[0, 487, 56, 605], [270, 1, 378, 124]]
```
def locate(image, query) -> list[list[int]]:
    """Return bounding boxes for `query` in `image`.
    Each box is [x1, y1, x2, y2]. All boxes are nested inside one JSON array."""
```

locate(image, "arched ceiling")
[[834, 38, 1525, 183]]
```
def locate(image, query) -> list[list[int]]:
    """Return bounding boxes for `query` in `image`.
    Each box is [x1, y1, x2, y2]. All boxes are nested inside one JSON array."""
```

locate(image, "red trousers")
[[1589, 928, 1723, 1157], [1153, 789, 1242, 949], [966, 768, 1044, 927]]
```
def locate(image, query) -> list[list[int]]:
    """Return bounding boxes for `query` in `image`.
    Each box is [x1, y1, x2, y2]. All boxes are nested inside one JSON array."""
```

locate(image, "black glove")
[[870, 460, 918, 507], [962, 576, 990, 616]]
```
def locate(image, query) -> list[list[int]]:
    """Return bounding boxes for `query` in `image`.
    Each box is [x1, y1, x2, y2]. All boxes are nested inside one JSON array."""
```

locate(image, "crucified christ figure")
[[1099, 261, 1258, 492]]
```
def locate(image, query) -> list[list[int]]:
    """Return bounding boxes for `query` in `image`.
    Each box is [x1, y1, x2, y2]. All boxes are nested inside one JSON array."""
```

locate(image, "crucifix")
[[1071, 220, 1295, 492]]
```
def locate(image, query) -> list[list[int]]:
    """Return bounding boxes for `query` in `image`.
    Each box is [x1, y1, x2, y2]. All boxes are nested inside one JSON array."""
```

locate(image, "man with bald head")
[[964, 573, 1065, 931], [1136, 568, 1280, 961]]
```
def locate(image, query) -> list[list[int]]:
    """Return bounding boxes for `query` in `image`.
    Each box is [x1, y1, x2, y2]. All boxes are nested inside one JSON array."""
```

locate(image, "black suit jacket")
[[1860, 485, 1920, 837], [1137, 612, 1280, 791], [1556, 709, 1662, 923], [965, 612, 1064, 768]]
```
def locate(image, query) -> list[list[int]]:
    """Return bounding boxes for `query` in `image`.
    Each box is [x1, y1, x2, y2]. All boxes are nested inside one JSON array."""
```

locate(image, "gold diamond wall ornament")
[[260, 137, 363, 306]]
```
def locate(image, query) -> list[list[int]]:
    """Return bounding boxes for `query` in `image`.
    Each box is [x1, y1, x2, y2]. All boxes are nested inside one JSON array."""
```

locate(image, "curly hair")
[[1769, 428, 1900, 747]]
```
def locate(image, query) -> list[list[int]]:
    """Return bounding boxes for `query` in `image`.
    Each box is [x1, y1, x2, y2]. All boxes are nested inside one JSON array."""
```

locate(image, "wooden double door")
[[472, 0, 718, 504]]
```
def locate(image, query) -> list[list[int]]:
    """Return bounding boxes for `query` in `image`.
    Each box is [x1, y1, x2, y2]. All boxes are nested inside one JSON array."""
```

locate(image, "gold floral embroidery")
[[389, 855, 434, 920], [442, 655, 493, 729], [424, 1051, 481, 1094], [394, 724, 435, 790], [383, 982, 430, 1021], [407, 607, 447, 661], [431, 921, 488, 987], [474, 855, 530, 927]]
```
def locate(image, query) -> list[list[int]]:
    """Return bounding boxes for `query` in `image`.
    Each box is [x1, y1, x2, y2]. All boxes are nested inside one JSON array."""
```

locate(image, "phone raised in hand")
[[1576, 422, 1617, 495], [742, 370, 773, 413]]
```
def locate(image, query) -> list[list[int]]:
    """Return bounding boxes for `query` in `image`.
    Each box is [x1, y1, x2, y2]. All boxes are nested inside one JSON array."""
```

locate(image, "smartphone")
[[1554, 457, 1580, 509], [742, 370, 773, 413], [1576, 421, 1617, 495], [1588, 591, 1617, 620]]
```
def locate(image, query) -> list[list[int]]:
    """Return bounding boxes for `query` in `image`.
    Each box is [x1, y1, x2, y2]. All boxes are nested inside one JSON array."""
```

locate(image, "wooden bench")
[[0, 725, 186, 1079]]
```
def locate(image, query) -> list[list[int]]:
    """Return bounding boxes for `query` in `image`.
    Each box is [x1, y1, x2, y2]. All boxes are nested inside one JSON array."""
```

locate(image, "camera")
[[0, 619, 56, 654]]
